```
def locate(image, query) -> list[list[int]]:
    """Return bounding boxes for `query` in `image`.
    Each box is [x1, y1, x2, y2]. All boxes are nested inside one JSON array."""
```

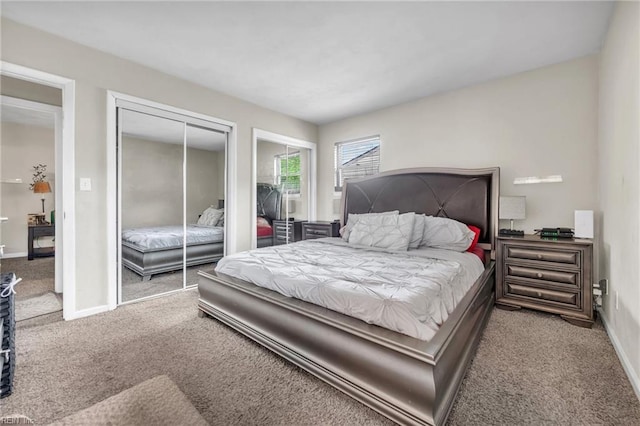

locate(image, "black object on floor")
[[1, 272, 16, 398]]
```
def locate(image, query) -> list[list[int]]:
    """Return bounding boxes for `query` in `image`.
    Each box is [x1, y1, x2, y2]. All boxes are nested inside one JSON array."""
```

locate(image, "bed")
[[123, 182, 282, 281], [122, 223, 225, 282], [198, 167, 499, 425]]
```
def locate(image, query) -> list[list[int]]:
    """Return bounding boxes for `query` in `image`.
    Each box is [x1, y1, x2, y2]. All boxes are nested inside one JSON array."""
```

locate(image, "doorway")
[[0, 62, 76, 320], [108, 93, 235, 305]]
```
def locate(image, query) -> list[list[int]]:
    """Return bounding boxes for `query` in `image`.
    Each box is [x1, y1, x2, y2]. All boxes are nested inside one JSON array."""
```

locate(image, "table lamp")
[[33, 181, 51, 214], [499, 196, 526, 235]]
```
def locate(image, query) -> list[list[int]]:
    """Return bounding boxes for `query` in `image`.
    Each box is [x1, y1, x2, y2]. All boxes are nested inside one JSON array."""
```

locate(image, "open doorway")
[[0, 62, 76, 320], [1, 88, 62, 323]]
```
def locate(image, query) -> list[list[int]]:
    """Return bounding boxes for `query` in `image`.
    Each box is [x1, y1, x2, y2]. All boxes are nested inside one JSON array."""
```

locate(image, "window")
[[275, 151, 301, 195], [334, 136, 380, 192]]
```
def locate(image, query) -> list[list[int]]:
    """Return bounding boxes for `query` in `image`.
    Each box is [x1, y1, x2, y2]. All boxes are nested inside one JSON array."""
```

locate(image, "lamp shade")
[[33, 181, 51, 194], [499, 196, 526, 220]]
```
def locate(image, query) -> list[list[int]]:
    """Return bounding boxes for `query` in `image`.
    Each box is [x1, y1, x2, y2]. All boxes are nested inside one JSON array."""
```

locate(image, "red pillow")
[[467, 225, 481, 252]]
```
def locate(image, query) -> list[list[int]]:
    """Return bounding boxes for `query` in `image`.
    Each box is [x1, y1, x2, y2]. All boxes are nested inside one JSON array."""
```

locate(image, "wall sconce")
[[513, 175, 563, 185]]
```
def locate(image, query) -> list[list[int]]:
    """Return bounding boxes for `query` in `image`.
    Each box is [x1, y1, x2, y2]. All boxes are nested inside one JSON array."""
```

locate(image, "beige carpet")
[[1, 289, 639, 425], [48, 375, 209, 426], [15, 292, 62, 322]]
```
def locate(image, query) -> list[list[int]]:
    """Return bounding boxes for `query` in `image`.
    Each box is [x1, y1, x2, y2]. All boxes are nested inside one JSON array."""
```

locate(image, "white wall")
[[318, 55, 599, 232], [597, 1, 640, 396], [0, 122, 55, 254], [1, 18, 317, 311]]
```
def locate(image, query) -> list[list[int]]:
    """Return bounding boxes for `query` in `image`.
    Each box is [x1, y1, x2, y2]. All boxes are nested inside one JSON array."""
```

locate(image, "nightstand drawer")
[[506, 265, 578, 286], [301, 222, 340, 240], [506, 282, 579, 308], [506, 246, 579, 267]]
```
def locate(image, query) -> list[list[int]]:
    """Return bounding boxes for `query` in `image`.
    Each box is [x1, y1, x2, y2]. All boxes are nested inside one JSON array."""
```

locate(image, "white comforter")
[[122, 225, 224, 250], [215, 238, 484, 341]]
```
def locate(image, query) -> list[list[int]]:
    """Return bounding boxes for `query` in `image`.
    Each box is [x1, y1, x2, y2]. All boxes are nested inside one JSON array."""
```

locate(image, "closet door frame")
[[251, 128, 317, 249], [106, 91, 237, 309]]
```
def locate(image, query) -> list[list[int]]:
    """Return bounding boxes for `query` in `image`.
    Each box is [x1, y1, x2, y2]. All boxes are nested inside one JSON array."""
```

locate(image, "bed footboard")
[[197, 262, 495, 426]]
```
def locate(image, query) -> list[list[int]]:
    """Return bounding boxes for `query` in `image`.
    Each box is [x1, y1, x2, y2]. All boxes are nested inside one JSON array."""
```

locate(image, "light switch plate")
[[80, 178, 92, 191]]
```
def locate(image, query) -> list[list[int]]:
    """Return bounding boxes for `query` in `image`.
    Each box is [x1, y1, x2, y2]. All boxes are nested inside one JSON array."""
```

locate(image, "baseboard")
[[598, 308, 640, 401], [1, 252, 28, 259], [65, 304, 111, 321]]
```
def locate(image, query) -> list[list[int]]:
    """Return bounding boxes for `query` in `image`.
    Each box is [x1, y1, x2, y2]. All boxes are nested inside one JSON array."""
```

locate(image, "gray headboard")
[[341, 167, 500, 253], [257, 182, 282, 224]]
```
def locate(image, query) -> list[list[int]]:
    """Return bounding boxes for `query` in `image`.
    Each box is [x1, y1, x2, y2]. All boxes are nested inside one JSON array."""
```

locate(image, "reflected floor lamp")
[[33, 181, 51, 214]]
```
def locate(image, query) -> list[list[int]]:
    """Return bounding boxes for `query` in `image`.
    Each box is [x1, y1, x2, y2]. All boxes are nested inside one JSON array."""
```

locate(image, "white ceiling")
[[1, 1, 614, 124], [121, 109, 226, 151]]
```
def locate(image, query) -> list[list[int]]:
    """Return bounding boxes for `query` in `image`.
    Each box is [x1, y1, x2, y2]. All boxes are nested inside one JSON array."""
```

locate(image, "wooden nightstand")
[[272, 220, 305, 245], [496, 235, 594, 328], [302, 221, 340, 240], [28, 224, 55, 260]]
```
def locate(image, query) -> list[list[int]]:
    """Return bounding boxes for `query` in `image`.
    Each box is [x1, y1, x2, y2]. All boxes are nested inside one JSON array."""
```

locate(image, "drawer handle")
[[537, 292, 542, 297], [537, 273, 543, 278], [537, 254, 543, 259]]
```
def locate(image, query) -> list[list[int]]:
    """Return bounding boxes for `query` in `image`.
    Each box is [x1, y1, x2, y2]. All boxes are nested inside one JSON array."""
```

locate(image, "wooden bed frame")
[[198, 167, 499, 425]]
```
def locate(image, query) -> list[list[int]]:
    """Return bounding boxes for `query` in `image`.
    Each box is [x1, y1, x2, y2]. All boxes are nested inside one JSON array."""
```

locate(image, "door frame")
[[251, 128, 317, 249], [0, 61, 77, 320], [106, 91, 238, 309]]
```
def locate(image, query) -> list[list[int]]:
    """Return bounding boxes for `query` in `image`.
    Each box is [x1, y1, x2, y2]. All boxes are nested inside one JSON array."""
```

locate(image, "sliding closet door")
[[255, 139, 312, 245], [184, 124, 226, 287], [119, 109, 185, 302]]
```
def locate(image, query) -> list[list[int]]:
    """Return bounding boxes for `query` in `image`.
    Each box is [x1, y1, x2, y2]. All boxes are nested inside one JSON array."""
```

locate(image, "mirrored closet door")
[[117, 102, 229, 304], [254, 133, 316, 248]]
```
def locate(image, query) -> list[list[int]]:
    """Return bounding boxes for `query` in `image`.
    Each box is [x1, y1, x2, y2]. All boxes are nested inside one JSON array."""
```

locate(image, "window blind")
[[334, 136, 380, 191]]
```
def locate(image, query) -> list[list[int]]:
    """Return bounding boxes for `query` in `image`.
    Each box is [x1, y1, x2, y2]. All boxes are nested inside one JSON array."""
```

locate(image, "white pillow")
[[341, 211, 399, 241], [197, 207, 224, 226], [348, 212, 415, 251], [421, 216, 475, 252], [409, 214, 425, 249]]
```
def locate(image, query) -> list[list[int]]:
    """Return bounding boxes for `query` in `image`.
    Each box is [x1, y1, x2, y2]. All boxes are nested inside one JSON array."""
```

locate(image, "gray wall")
[[318, 55, 599, 230], [121, 136, 222, 229], [1, 75, 62, 106]]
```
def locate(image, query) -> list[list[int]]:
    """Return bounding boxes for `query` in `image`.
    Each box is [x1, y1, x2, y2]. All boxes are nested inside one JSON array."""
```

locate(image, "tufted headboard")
[[341, 167, 500, 254], [257, 182, 282, 224]]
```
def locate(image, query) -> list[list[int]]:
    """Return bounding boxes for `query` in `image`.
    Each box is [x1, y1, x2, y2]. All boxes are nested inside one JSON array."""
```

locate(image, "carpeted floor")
[[121, 263, 217, 302], [1, 256, 62, 322], [1, 289, 638, 425]]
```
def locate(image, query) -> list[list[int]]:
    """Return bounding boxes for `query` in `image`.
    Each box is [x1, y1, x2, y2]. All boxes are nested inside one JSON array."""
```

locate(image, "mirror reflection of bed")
[[119, 109, 226, 303]]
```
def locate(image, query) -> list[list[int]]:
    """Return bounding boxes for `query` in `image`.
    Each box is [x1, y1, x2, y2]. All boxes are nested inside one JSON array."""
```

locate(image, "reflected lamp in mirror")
[[499, 196, 526, 235], [287, 199, 296, 214], [33, 181, 52, 214]]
